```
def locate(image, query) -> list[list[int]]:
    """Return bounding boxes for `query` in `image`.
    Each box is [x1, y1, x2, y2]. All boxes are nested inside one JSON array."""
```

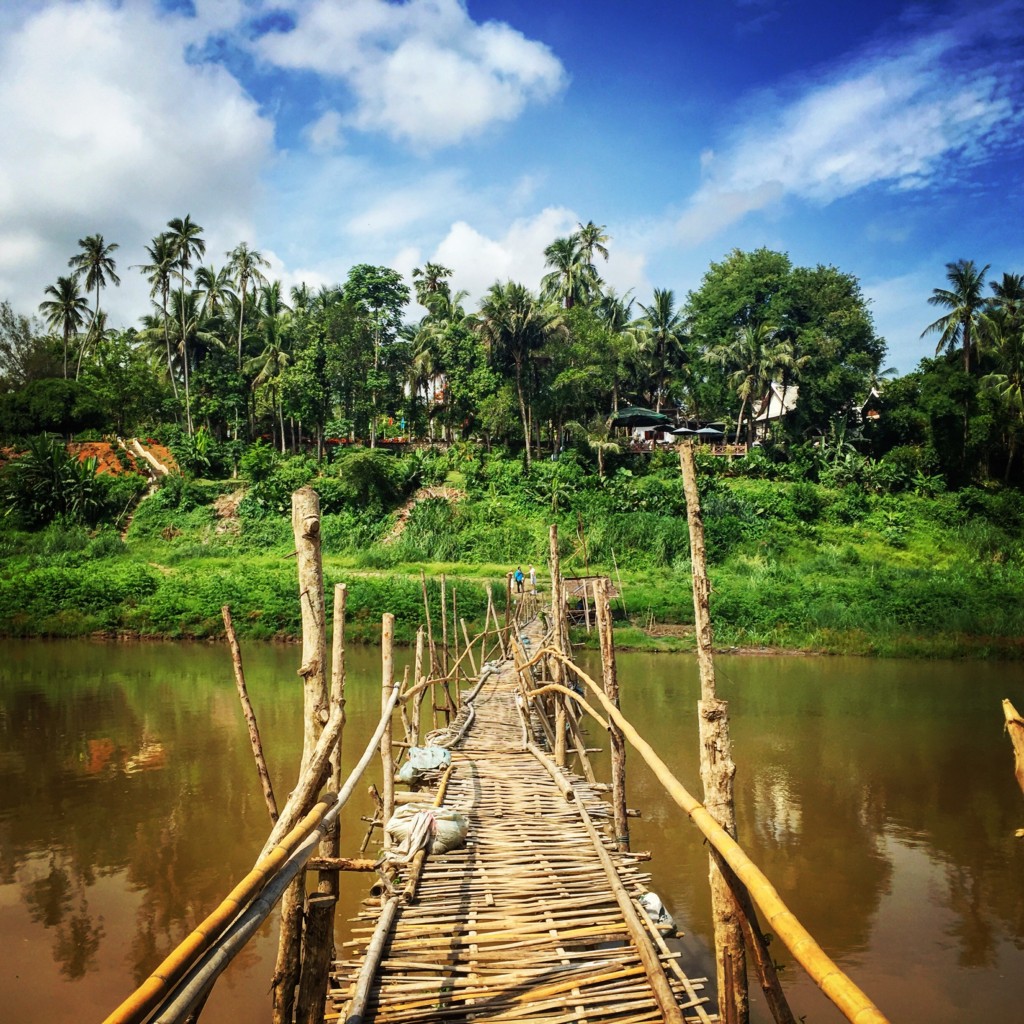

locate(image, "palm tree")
[[636, 288, 687, 411], [247, 281, 292, 451], [134, 233, 179, 400], [68, 233, 120, 380], [980, 305, 1024, 479], [39, 276, 89, 378], [166, 216, 206, 433], [412, 262, 454, 306], [577, 220, 610, 265], [470, 281, 566, 470], [226, 242, 270, 371], [541, 234, 590, 310], [921, 259, 991, 373], [565, 416, 620, 478], [705, 323, 795, 442], [194, 263, 234, 322], [596, 290, 640, 412]]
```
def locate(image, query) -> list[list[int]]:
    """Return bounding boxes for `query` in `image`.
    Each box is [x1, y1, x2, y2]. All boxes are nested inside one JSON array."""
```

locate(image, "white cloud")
[[304, 110, 345, 152], [254, 0, 566, 148], [0, 0, 273, 323], [674, 12, 1024, 244]]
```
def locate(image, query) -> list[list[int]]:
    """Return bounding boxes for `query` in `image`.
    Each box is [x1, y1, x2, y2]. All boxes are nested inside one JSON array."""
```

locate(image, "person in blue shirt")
[[513, 567, 524, 593]]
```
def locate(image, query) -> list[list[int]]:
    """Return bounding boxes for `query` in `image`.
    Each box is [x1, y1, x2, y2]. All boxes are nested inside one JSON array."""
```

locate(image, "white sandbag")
[[396, 745, 452, 784], [384, 805, 469, 857]]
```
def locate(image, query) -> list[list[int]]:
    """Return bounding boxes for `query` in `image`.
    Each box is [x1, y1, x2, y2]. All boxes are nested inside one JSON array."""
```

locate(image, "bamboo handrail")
[[104, 680, 402, 1024], [522, 648, 891, 1024]]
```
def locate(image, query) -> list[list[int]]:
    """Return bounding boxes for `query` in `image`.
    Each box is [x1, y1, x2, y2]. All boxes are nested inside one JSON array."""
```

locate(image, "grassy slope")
[[0, 473, 1021, 658]]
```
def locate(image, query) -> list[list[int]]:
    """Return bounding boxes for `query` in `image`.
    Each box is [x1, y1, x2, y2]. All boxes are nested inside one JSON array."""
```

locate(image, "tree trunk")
[[515, 359, 531, 471]]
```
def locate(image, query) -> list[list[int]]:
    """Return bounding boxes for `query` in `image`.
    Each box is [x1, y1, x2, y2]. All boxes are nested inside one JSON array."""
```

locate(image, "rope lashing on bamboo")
[[523, 646, 891, 1024], [103, 680, 401, 1024]]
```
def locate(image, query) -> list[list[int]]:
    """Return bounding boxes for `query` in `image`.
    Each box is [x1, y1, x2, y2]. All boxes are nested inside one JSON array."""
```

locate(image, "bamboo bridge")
[[329, 616, 713, 1024], [102, 468, 892, 1024]]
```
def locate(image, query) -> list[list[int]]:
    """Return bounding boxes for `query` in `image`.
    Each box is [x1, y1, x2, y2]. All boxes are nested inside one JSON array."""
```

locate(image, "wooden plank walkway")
[[329, 620, 716, 1024]]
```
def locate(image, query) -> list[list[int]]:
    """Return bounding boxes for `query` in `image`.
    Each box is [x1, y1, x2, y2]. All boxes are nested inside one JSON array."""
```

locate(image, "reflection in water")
[[1, 640, 1023, 1023]]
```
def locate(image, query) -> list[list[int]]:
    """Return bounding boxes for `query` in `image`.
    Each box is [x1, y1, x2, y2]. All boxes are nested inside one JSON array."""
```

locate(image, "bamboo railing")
[[513, 644, 891, 1024]]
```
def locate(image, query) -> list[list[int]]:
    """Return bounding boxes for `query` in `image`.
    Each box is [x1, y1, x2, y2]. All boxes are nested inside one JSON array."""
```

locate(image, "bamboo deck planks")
[[329, 620, 715, 1024]]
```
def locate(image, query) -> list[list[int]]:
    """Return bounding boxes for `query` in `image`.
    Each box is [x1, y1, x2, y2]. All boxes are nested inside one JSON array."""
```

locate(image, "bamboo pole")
[[594, 578, 629, 853], [319, 583, 347, 893], [412, 627, 425, 746], [451, 586, 460, 686], [680, 444, 748, 1024], [221, 605, 278, 823], [420, 569, 438, 676], [273, 487, 329, 1024], [440, 573, 449, 677], [528, 652, 891, 1024], [381, 613, 396, 850]]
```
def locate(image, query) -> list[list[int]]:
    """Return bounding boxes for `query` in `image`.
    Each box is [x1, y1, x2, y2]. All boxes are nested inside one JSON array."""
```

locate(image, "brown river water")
[[1, 638, 1022, 1023]]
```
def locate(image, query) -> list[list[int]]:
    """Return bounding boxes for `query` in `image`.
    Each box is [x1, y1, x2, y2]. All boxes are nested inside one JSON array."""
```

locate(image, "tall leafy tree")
[[921, 258, 991, 374], [471, 281, 565, 469], [39, 276, 89, 379], [345, 265, 410, 447], [134, 233, 179, 399], [980, 304, 1024, 478], [637, 288, 687, 411], [166, 216, 206, 433], [226, 242, 270, 371], [67, 234, 120, 380]]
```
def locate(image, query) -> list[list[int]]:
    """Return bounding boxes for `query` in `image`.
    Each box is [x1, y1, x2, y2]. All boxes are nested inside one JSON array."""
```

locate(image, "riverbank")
[[1, 464, 1022, 658]]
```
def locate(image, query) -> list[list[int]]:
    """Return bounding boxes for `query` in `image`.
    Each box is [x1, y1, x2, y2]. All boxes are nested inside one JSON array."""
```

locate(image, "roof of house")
[[752, 382, 799, 422]]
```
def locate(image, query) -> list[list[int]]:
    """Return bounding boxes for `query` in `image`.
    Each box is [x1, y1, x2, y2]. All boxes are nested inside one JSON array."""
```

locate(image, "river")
[[0, 639, 1021, 1023]]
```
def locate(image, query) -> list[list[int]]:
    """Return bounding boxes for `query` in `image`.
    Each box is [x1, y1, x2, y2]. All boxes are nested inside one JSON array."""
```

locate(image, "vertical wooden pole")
[[594, 577, 629, 852], [273, 487, 329, 1024], [420, 569, 438, 676], [381, 613, 395, 850], [411, 627, 425, 747], [222, 605, 278, 823], [680, 444, 748, 1024], [548, 524, 567, 766], [319, 583, 346, 887], [451, 587, 460, 692], [582, 585, 592, 634], [294, 894, 336, 1024], [440, 573, 449, 677]]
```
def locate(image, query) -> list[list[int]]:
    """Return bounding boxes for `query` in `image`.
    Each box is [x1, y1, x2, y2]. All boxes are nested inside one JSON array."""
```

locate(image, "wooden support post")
[[294, 893, 336, 1024], [318, 583, 347, 892], [440, 573, 449, 677], [420, 569, 438, 676], [221, 605, 278, 823], [595, 577, 629, 853], [680, 444, 748, 1024], [582, 585, 592, 634], [273, 487, 330, 1024], [451, 587, 461, 691], [412, 627, 425, 746], [380, 613, 395, 850]]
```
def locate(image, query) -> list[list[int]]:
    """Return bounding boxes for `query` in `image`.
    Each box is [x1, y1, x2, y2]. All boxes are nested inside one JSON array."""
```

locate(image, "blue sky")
[[1, 0, 1022, 372]]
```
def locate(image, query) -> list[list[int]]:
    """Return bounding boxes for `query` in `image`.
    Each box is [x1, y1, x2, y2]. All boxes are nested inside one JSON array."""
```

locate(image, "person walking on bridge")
[[513, 566, 524, 593]]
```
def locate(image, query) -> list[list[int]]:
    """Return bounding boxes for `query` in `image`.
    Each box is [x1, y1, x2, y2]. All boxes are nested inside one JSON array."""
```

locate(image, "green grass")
[[2, 467, 1022, 658]]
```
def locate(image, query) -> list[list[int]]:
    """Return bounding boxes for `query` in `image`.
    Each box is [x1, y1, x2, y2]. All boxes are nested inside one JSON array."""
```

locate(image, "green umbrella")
[[607, 406, 670, 428]]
